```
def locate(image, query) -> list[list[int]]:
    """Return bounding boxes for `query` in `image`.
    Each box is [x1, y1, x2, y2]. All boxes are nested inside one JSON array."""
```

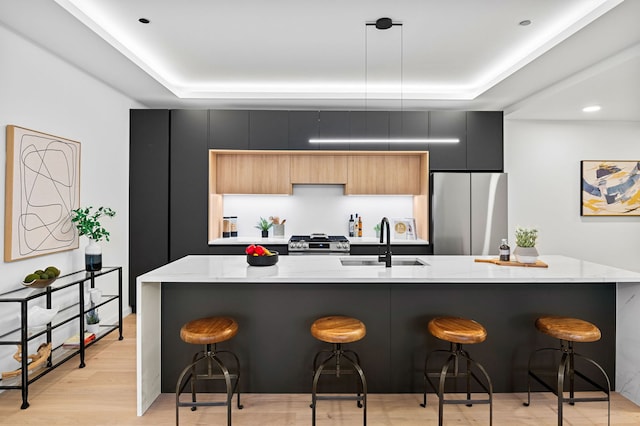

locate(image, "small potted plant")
[[255, 217, 273, 238], [71, 206, 116, 272], [373, 223, 381, 238], [513, 226, 539, 264], [85, 308, 100, 334]]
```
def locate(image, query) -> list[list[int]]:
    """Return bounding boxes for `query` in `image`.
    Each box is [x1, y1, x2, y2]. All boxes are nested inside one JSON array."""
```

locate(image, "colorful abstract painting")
[[581, 160, 640, 216], [4, 125, 81, 261]]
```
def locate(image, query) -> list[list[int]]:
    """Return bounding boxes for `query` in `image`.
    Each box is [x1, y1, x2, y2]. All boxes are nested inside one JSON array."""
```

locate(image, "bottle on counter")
[[230, 216, 238, 237], [357, 215, 363, 237], [348, 214, 355, 237], [499, 238, 510, 261], [222, 217, 231, 238]]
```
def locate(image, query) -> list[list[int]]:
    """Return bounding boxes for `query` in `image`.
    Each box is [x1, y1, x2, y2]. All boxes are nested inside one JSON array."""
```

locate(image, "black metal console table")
[[0, 266, 123, 409]]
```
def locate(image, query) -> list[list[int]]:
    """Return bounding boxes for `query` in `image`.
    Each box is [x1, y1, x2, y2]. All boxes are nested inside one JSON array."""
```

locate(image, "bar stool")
[[523, 315, 611, 426], [420, 316, 493, 426], [310, 315, 367, 426], [175, 316, 243, 426]]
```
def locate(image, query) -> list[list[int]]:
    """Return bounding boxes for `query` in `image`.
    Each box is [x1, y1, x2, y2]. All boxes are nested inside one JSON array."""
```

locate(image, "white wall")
[[505, 119, 640, 272], [223, 184, 415, 239], [0, 23, 141, 371]]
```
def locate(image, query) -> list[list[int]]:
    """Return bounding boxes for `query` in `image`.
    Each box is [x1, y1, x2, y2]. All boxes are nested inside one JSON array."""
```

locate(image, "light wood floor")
[[1, 314, 639, 425]]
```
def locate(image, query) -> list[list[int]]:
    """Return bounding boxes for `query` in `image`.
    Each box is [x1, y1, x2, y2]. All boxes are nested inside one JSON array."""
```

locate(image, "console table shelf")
[[0, 266, 123, 409]]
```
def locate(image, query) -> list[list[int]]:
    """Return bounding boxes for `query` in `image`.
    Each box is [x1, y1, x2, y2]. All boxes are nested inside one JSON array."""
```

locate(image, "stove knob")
[[296, 242, 303, 248], [303, 243, 309, 249]]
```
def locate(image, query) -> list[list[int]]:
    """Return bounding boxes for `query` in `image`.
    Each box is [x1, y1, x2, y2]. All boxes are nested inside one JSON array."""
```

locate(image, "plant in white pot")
[[71, 206, 116, 272], [513, 226, 539, 264], [85, 307, 100, 334]]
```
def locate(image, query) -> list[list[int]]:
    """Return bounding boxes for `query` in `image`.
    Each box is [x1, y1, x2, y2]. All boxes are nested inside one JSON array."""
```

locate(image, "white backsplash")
[[223, 184, 414, 238]]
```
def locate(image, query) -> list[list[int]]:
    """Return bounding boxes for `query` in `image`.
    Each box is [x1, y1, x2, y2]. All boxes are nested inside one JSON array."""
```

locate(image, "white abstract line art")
[[5, 125, 80, 261]]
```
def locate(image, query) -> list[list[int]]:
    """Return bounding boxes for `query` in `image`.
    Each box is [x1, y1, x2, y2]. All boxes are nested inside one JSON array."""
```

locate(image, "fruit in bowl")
[[246, 244, 278, 266]]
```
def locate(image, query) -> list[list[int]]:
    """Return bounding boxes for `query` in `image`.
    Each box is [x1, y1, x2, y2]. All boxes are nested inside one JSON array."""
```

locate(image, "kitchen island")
[[136, 254, 640, 415]]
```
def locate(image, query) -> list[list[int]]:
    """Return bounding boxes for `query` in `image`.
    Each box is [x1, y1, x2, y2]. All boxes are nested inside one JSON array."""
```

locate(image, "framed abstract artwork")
[[4, 125, 81, 261], [581, 160, 640, 216]]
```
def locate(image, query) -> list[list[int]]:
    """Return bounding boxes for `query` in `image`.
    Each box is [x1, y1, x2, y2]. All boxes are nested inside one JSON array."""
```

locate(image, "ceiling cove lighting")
[[582, 105, 602, 112], [309, 138, 459, 144]]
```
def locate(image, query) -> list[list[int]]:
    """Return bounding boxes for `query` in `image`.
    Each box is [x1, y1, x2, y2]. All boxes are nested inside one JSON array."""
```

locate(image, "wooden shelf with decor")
[[0, 267, 123, 409], [208, 149, 429, 242]]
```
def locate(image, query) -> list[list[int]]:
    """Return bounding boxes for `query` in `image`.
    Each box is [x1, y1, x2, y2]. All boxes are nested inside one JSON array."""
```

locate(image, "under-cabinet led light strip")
[[309, 138, 459, 144]]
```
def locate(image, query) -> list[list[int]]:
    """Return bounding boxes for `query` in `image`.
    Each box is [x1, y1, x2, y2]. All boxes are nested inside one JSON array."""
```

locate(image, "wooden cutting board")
[[474, 258, 548, 268]]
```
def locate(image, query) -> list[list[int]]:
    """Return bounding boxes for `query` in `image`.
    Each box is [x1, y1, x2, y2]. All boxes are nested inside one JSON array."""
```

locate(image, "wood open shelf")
[[209, 150, 429, 241]]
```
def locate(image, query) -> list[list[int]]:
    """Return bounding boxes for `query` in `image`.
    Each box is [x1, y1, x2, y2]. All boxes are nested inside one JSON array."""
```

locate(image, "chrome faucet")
[[378, 217, 392, 267]]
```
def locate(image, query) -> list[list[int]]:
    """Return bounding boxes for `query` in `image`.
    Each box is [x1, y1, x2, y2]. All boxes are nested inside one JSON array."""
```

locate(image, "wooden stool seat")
[[180, 316, 239, 345], [535, 316, 601, 343], [311, 315, 366, 344], [428, 317, 487, 345]]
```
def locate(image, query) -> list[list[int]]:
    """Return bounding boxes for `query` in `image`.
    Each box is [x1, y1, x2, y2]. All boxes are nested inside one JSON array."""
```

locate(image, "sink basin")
[[340, 257, 428, 267]]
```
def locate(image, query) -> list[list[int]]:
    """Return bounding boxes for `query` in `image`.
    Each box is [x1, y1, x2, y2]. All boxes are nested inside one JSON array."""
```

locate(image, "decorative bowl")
[[23, 277, 57, 288], [246, 251, 279, 267], [22, 270, 61, 288]]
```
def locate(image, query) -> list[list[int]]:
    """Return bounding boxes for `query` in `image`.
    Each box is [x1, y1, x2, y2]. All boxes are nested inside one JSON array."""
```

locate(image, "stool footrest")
[[315, 395, 365, 402], [527, 369, 610, 396], [439, 397, 492, 405]]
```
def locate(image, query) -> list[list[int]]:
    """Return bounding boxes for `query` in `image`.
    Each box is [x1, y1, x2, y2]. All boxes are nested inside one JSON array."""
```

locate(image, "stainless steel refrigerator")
[[431, 172, 508, 255]]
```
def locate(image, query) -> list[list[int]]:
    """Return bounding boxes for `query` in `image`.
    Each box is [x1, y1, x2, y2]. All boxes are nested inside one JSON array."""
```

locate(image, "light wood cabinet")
[[209, 150, 429, 241], [346, 155, 421, 195], [216, 153, 291, 194], [290, 155, 347, 184]]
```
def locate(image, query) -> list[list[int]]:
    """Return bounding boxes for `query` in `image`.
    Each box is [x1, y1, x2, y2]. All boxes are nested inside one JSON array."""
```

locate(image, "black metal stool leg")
[[422, 345, 493, 426], [420, 348, 450, 408], [311, 344, 367, 426], [557, 351, 569, 426], [176, 344, 242, 426]]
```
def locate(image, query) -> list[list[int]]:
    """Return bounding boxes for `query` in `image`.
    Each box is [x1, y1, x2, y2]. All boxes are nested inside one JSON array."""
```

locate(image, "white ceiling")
[[1, 0, 639, 120]]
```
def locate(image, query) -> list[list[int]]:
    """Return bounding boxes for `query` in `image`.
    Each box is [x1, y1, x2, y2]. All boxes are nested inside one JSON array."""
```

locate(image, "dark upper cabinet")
[[349, 111, 389, 151], [129, 109, 170, 311], [209, 110, 249, 149], [428, 111, 467, 171], [389, 111, 429, 152], [288, 111, 319, 150], [317, 111, 350, 150], [466, 111, 503, 171], [170, 110, 209, 260], [249, 110, 288, 149]]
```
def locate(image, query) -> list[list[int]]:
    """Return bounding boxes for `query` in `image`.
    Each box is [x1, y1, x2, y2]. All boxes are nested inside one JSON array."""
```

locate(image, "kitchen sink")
[[340, 257, 428, 267]]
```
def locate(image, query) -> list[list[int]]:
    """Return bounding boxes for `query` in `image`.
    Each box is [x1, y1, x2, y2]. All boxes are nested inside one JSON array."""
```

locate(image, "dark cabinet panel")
[[317, 111, 350, 150], [288, 111, 319, 150], [349, 111, 389, 151], [428, 111, 467, 171], [129, 109, 170, 311], [389, 111, 429, 151], [249, 110, 288, 149], [466, 111, 503, 171], [170, 110, 209, 260], [209, 110, 249, 149]]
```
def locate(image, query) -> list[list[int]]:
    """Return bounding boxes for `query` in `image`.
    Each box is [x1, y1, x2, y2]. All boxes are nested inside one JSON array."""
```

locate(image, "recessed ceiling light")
[[138, 18, 150, 24], [519, 20, 532, 26], [582, 105, 601, 112]]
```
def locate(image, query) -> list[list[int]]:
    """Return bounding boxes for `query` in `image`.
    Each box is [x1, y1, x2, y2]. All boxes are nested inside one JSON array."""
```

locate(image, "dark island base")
[[161, 282, 615, 394]]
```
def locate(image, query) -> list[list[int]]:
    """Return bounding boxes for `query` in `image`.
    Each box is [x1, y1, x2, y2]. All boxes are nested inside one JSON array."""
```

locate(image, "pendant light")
[[310, 18, 459, 145]]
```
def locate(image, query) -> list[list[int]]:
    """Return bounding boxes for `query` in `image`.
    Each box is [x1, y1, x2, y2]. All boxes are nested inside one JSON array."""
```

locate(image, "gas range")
[[288, 233, 350, 254]]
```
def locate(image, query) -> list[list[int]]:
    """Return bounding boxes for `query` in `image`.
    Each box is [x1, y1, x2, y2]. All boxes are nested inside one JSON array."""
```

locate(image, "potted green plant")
[[255, 217, 273, 238], [85, 308, 100, 334], [71, 206, 116, 272], [513, 226, 539, 264], [373, 223, 381, 238]]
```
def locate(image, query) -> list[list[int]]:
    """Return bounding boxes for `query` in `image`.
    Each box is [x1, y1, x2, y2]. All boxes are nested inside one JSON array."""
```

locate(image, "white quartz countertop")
[[208, 236, 429, 245], [138, 254, 640, 284]]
